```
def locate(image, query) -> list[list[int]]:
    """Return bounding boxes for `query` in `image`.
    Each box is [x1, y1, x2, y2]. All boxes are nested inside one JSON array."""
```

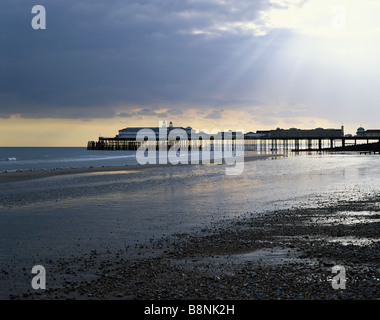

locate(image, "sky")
[[2, 0, 380, 146]]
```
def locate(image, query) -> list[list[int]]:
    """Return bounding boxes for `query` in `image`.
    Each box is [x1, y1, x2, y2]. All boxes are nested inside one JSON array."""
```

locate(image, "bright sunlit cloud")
[[259, 0, 380, 37], [202, 0, 380, 40], [192, 0, 380, 64]]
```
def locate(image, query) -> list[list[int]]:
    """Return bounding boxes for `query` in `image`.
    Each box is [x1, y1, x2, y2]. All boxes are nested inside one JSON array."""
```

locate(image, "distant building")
[[356, 127, 366, 136], [117, 121, 193, 139], [365, 130, 380, 137], [244, 131, 266, 138], [116, 123, 349, 140], [269, 127, 343, 139], [117, 127, 159, 139], [356, 127, 380, 137], [254, 130, 271, 138]]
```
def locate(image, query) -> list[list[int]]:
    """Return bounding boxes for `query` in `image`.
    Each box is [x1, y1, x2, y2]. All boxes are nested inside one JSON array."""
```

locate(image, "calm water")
[[0, 147, 138, 171], [0, 147, 276, 172], [1, 149, 380, 297]]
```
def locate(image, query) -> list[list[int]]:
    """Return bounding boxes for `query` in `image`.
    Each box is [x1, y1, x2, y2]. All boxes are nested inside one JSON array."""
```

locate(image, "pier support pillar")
[[307, 139, 312, 150], [295, 139, 299, 151]]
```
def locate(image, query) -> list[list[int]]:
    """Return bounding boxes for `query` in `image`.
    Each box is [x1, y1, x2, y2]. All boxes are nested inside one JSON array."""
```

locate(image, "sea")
[[0, 147, 265, 172], [0, 147, 138, 172]]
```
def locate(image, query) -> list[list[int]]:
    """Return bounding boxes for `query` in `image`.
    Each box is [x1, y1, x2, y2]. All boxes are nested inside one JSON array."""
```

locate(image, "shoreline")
[[0, 153, 285, 183]]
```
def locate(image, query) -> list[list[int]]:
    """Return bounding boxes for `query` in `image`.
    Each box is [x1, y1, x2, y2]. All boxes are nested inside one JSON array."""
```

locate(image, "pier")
[[87, 124, 380, 153], [87, 136, 380, 153]]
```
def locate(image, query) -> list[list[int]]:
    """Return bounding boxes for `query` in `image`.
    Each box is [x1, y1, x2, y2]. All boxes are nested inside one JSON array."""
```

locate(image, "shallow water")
[[1, 152, 380, 297], [0, 147, 137, 171]]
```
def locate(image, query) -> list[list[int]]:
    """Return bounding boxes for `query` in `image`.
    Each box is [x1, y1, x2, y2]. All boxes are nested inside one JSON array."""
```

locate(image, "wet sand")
[[0, 154, 379, 300], [5, 196, 379, 300]]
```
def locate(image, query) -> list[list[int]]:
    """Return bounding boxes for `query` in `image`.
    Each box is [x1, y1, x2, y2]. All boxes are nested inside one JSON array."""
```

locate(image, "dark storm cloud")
[[0, 0, 274, 119]]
